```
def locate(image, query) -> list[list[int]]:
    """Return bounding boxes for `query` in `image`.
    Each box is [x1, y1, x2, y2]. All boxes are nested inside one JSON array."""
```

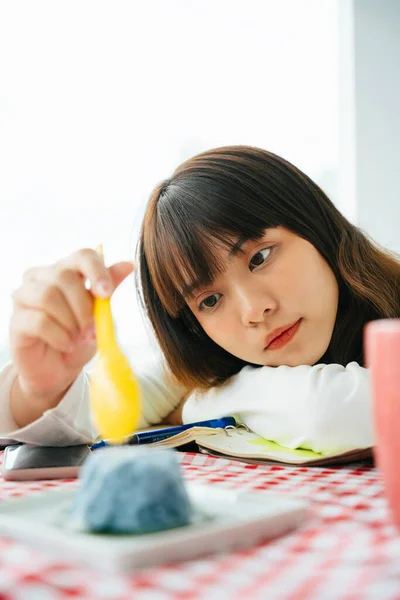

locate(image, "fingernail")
[[94, 278, 112, 298]]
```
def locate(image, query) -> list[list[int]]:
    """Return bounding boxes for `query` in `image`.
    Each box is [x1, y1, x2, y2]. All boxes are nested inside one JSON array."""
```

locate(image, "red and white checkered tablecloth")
[[0, 451, 399, 600]]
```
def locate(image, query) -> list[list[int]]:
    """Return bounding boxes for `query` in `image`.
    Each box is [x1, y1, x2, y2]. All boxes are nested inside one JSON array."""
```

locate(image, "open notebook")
[[140, 424, 373, 467]]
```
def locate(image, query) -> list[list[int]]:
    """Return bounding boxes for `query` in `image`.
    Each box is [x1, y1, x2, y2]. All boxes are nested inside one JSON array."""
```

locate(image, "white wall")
[[0, 0, 339, 359], [339, 0, 400, 252]]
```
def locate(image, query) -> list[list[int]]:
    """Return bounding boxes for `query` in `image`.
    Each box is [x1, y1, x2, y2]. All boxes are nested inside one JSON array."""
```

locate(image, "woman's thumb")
[[108, 261, 135, 290]]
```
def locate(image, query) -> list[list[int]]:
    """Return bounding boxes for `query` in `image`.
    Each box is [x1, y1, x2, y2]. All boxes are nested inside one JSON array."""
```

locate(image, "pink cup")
[[365, 319, 400, 529]]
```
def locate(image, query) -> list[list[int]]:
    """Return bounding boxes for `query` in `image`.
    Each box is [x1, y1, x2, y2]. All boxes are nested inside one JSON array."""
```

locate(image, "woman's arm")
[[0, 363, 96, 446], [0, 360, 186, 446], [182, 362, 374, 454]]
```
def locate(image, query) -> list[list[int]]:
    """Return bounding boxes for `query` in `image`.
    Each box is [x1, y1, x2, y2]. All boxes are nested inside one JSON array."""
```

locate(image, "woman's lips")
[[264, 318, 302, 351]]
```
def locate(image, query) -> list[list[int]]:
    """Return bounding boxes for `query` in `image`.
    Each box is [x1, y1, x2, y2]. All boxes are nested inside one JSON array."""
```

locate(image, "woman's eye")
[[199, 293, 221, 311], [249, 247, 272, 270]]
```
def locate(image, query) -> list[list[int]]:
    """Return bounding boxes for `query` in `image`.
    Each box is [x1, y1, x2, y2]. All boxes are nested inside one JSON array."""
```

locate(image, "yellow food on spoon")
[[90, 246, 141, 443]]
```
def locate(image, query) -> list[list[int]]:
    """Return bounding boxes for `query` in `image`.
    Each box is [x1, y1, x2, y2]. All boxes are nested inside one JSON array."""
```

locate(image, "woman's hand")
[[9, 248, 134, 426], [162, 388, 193, 425], [163, 402, 185, 426]]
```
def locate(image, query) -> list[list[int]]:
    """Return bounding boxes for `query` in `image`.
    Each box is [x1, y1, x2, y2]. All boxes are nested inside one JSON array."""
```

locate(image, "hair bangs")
[[147, 216, 242, 318], [145, 178, 272, 317], [142, 156, 282, 318]]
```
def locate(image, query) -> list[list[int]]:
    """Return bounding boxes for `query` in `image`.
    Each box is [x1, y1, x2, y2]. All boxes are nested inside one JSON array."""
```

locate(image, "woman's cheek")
[[201, 315, 229, 344]]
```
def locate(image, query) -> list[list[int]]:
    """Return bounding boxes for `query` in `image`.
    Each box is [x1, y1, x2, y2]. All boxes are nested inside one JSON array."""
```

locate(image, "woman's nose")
[[238, 289, 275, 326], [241, 304, 267, 326]]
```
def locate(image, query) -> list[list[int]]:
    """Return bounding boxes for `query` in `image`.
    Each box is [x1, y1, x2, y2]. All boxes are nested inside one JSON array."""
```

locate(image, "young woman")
[[1, 146, 399, 453]]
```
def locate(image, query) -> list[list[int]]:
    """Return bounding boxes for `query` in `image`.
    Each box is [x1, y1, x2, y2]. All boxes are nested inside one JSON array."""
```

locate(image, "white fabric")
[[0, 360, 374, 453], [0, 361, 184, 447], [183, 362, 374, 454]]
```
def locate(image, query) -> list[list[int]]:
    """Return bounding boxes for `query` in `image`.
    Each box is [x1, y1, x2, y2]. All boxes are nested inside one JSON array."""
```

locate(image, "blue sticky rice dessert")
[[71, 446, 192, 534]]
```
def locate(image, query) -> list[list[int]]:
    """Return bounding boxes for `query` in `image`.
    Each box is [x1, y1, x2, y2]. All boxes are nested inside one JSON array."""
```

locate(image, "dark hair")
[[137, 146, 400, 389]]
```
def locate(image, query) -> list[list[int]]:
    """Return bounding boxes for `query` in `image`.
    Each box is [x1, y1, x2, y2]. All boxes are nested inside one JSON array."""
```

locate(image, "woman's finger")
[[108, 261, 135, 289], [10, 308, 76, 353], [60, 248, 115, 297], [49, 268, 94, 331], [12, 280, 81, 339]]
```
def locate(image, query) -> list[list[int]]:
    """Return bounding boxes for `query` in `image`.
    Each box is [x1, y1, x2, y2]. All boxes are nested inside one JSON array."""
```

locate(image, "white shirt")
[[0, 360, 374, 454]]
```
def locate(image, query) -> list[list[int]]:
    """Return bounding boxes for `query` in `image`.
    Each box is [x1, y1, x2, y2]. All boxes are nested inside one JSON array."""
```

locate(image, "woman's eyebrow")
[[182, 281, 202, 299], [229, 237, 248, 257], [229, 232, 268, 256], [182, 276, 212, 299], [182, 233, 269, 299]]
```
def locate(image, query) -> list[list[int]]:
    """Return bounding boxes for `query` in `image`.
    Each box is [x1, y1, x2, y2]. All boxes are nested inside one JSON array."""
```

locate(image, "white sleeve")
[[0, 363, 96, 446], [182, 362, 374, 454], [0, 361, 185, 447]]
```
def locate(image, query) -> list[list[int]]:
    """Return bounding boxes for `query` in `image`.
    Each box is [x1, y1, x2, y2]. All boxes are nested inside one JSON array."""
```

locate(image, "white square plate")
[[0, 484, 309, 572]]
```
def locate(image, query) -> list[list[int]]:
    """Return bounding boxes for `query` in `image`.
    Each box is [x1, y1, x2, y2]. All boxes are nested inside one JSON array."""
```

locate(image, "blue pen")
[[91, 416, 236, 450]]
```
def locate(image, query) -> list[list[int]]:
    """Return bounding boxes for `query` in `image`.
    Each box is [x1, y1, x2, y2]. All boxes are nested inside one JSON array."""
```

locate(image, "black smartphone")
[[2, 444, 91, 480]]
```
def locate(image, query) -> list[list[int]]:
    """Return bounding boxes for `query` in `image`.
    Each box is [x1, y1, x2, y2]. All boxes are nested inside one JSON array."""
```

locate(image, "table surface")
[[0, 451, 399, 600]]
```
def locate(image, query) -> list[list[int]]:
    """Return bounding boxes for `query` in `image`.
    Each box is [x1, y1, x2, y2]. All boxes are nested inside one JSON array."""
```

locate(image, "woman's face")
[[186, 227, 339, 367]]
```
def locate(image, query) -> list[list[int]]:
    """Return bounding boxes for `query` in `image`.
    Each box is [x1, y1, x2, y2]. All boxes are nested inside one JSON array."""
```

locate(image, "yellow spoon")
[[89, 245, 141, 443]]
